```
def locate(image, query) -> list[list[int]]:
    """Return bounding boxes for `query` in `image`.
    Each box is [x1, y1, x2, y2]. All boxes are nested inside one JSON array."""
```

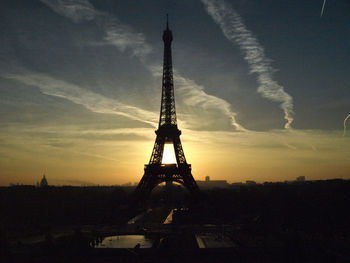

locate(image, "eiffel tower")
[[136, 17, 198, 198]]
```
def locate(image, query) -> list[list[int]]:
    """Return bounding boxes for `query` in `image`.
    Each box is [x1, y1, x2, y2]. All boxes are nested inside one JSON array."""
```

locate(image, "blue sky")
[[0, 0, 349, 185]]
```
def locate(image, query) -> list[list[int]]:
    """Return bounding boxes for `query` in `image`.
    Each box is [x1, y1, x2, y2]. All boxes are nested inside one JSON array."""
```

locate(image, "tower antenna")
[[166, 13, 169, 29]]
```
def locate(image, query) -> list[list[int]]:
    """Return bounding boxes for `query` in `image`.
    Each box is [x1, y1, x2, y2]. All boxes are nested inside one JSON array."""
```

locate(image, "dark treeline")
[[1, 180, 350, 261], [193, 179, 350, 229], [2, 180, 350, 235], [0, 186, 136, 237], [181, 179, 350, 261]]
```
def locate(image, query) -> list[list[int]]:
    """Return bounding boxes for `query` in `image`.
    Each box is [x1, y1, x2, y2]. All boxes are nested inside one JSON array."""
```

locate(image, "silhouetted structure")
[[296, 176, 306, 181], [136, 17, 198, 199], [196, 178, 229, 189], [246, 180, 257, 185], [40, 174, 48, 187]]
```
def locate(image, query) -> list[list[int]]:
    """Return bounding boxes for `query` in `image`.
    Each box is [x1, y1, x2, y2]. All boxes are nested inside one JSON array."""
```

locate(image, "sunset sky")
[[1, 0, 349, 186]]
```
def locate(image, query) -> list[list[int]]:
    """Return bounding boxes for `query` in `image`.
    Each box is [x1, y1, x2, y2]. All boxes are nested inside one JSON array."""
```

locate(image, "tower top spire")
[[166, 14, 169, 29], [163, 14, 172, 43]]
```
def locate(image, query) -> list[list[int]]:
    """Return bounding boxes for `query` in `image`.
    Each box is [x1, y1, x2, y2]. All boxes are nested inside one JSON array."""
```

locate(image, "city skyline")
[[1, 0, 349, 186]]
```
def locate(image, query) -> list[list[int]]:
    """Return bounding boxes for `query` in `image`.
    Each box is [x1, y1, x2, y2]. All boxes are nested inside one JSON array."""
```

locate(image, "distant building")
[[196, 177, 229, 189], [40, 174, 48, 187], [246, 180, 257, 185], [296, 176, 305, 182]]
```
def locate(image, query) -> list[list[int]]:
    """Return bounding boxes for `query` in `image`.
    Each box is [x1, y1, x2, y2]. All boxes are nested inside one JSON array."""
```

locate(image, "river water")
[[163, 209, 174, 224], [94, 235, 153, 248]]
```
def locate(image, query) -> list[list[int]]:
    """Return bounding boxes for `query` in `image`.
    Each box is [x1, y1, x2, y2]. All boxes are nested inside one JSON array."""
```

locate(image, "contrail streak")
[[344, 114, 350, 137], [201, 0, 294, 129], [4, 73, 159, 127], [39, 0, 247, 131], [174, 73, 247, 131], [40, 0, 152, 59], [320, 0, 327, 17]]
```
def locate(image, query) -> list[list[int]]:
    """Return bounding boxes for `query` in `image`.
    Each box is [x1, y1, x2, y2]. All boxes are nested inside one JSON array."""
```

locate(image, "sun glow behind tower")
[[161, 143, 177, 164]]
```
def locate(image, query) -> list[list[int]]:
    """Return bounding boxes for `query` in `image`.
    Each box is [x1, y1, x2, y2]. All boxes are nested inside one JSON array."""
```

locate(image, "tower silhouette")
[[136, 17, 198, 198]]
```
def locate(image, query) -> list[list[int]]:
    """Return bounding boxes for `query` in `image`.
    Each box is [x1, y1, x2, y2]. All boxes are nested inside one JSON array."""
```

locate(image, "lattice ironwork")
[[136, 17, 198, 199], [159, 20, 177, 127]]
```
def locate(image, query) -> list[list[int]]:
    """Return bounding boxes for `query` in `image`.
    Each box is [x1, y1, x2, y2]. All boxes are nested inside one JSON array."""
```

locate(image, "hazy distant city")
[[9, 174, 318, 188]]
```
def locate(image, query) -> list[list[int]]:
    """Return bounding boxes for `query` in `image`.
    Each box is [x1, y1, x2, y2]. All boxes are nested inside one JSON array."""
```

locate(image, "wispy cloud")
[[40, 0, 152, 59], [39, 0, 98, 22], [0, 124, 154, 139], [320, 0, 327, 17], [39, 0, 246, 131], [174, 74, 246, 131], [4, 73, 158, 127], [103, 20, 152, 59], [344, 114, 350, 137], [201, 0, 294, 129]]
